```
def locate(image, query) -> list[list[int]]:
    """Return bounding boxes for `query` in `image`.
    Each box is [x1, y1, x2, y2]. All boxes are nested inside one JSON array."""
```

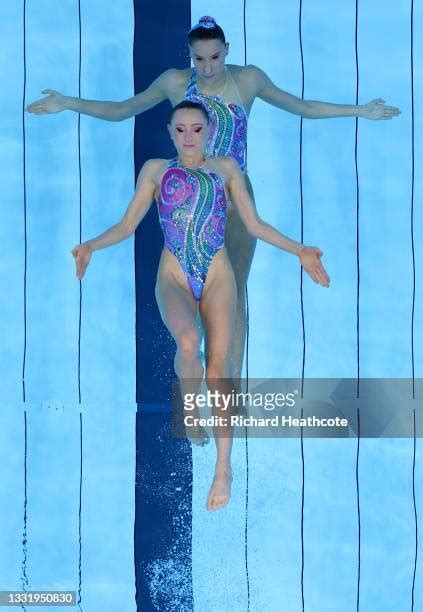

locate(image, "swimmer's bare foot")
[[183, 402, 209, 446], [206, 464, 233, 511], [186, 423, 209, 446]]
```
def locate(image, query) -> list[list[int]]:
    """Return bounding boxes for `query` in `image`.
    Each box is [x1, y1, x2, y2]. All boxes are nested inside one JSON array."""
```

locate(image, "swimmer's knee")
[[175, 328, 201, 363], [205, 358, 230, 383]]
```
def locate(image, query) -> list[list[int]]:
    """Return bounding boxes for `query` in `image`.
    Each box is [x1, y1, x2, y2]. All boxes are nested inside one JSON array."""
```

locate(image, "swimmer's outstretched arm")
[[71, 159, 159, 279], [26, 70, 178, 121], [223, 157, 330, 287], [248, 65, 401, 120]]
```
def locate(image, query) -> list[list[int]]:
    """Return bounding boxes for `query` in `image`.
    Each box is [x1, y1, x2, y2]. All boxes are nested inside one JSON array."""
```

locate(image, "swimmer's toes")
[[207, 493, 230, 511], [187, 426, 209, 446], [206, 472, 232, 511], [192, 436, 209, 447]]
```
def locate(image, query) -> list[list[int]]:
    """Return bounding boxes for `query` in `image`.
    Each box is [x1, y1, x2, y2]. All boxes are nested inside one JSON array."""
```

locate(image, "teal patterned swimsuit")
[[184, 68, 248, 172], [157, 159, 227, 301]]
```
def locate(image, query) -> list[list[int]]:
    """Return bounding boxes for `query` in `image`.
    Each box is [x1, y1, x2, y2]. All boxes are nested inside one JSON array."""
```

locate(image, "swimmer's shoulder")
[[226, 64, 264, 108], [208, 155, 241, 181], [160, 67, 192, 103], [227, 64, 264, 87], [137, 158, 173, 185]]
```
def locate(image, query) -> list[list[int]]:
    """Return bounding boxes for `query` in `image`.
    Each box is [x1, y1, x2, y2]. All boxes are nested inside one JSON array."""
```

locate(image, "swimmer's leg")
[[155, 274, 208, 446], [225, 175, 257, 382], [200, 257, 237, 511]]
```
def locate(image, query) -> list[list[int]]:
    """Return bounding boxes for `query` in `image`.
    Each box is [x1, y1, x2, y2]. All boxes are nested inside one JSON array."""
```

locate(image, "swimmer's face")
[[168, 108, 209, 157], [189, 39, 228, 83]]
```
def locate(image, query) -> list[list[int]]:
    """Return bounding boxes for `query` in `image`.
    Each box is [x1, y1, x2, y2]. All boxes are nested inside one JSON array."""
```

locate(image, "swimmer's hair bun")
[[188, 15, 225, 42], [198, 16, 217, 28]]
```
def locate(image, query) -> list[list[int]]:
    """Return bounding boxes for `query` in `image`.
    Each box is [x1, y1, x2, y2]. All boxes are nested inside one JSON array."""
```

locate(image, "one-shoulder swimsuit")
[[184, 67, 248, 172], [157, 159, 228, 301]]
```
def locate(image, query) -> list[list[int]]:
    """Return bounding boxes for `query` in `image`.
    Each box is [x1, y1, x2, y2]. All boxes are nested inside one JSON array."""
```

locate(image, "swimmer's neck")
[[178, 153, 206, 169], [196, 67, 227, 95]]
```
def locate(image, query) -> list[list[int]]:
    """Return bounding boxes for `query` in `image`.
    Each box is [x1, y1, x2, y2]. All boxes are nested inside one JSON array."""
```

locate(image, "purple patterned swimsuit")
[[185, 68, 248, 172], [157, 159, 227, 301]]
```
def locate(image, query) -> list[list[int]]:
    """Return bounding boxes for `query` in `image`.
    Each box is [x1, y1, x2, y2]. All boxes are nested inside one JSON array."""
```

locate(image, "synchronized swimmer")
[[71, 100, 329, 510]]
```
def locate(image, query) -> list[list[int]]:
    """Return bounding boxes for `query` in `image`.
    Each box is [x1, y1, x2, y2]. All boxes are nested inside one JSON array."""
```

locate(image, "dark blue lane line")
[[298, 3, 306, 610], [410, 0, 416, 400], [298, 0, 305, 398], [410, 0, 417, 557], [21, 3, 28, 608], [77, 4, 83, 609], [244, 285, 251, 611], [411, 409, 417, 611], [21, 412, 29, 612], [243, 2, 251, 609], [354, 0, 360, 397], [356, 408, 361, 612], [353, 3, 361, 610], [300, 409, 305, 612], [22, 0, 27, 404], [133, 2, 192, 609], [410, 5, 418, 606], [77, 413, 83, 611], [77, 0, 83, 405]]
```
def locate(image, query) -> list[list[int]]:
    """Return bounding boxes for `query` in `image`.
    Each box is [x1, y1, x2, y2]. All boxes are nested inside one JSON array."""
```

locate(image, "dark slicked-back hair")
[[169, 100, 209, 123], [188, 16, 226, 46]]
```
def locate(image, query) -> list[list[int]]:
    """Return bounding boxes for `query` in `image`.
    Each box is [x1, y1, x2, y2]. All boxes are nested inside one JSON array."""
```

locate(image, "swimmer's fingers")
[[362, 98, 401, 120], [70, 245, 85, 280], [26, 89, 66, 114], [71, 244, 92, 280], [383, 105, 401, 115], [25, 105, 45, 115], [313, 262, 330, 287], [299, 247, 330, 287], [26, 107, 51, 115], [303, 263, 330, 287], [378, 105, 401, 119], [312, 250, 330, 286]]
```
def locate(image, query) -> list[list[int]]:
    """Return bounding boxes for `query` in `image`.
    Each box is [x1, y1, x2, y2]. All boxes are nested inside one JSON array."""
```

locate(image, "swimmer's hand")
[[299, 247, 330, 287], [26, 89, 67, 114], [360, 98, 401, 120], [71, 243, 93, 280]]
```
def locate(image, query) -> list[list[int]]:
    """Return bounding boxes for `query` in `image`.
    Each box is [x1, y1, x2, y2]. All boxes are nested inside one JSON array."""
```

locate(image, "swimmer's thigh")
[[225, 174, 257, 288], [199, 252, 237, 363], [155, 268, 199, 343]]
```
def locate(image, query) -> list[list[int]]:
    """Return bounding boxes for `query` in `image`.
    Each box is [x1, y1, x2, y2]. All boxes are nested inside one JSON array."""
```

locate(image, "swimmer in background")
[[26, 15, 401, 379], [71, 101, 330, 511]]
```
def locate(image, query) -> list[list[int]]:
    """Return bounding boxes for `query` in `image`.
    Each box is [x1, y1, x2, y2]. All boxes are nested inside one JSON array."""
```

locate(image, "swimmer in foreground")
[[27, 15, 400, 379], [71, 101, 330, 511]]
